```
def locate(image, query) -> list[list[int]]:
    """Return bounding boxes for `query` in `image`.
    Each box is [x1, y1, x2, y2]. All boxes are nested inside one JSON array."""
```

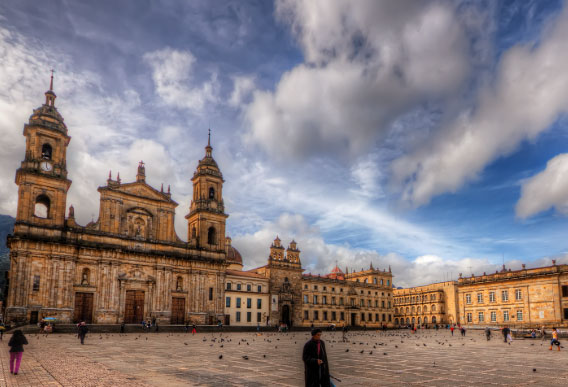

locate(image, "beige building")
[[248, 237, 395, 328], [6, 80, 230, 325], [223, 240, 270, 326], [393, 281, 458, 326], [457, 263, 568, 328]]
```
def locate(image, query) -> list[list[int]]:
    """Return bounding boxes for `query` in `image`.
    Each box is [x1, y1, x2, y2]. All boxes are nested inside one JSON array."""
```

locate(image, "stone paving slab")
[[1, 330, 568, 386]]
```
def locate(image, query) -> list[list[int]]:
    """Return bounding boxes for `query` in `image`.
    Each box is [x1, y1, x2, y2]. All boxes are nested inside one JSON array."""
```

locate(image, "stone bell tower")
[[14, 72, 71, 230], [186, 130, 228, 251]]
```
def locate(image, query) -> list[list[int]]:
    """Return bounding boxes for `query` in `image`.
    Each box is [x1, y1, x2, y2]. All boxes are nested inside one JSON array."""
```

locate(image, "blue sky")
[[1, 0, 567, 287]]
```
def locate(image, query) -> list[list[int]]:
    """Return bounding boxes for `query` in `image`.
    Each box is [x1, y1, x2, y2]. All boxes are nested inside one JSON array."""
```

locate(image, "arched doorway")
[[282, 305, 291, 327]]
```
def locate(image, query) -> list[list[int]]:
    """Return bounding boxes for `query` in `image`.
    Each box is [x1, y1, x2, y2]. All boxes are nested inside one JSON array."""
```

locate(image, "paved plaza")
[[1, 329, 567, 386]]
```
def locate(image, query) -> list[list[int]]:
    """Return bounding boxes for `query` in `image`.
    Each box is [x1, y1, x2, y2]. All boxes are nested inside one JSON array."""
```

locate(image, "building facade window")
[[502, 290, 508, 302], [478, 312, 484, 322], [304, 311, 309, 320], [313, 295, 318, 304], [236, 312, 241, 322], [237, 284, 242, 291], [33, 275, 40, 291], [247, 298, 252, 308], [314, 311, 319, 320], [323, 311, 328, 320], [515, 289, 522, 301], [304, 295, 308, 303], [517, 310, 523, 321], [489, 291, 495, 302], [247, 284, 251, 292], [257, 312, 262, 322], [209, 287, 213, 301], [503, 310, 509, 321], [257, 299, 262, 309], [247, 312, 252, 322], [258, 285, 262, 292], [332, 311, 337, 320], [226, 283, 232, 290], [236, 298, 241, 308], [467, 313, 472, 323], [477, 293, 483, 303], [340, 312, 345, 321], [226, 297, 231, 307], [562, 286, 568, 298], [466, 294, 471, 304], [491, 311, 496, 322], [323, 296, 327, 305]]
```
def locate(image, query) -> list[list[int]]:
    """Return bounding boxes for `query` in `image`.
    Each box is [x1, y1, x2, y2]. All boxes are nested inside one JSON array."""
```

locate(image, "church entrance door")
[[282, 304, 291, 326], [125, 290, 145, 323], [73, 292, 94, 323], [171, 297, 185, 324], [351, 313, 357, 327]]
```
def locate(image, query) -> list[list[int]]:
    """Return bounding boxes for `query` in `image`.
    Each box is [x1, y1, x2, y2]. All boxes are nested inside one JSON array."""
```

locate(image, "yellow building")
[[457, 263, 568, 328], [393, 281, 458, 326]]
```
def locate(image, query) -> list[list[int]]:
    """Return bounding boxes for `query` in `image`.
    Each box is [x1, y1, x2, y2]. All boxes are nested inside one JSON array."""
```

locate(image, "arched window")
[[423, 305, 428, 313], [207, 227, 216, 245], [41, 143, 52, 160], [191, 226, 197, 239], [411, 317, 415, 324], [432, 304, 436, 312], [424, 317, 428, 324], [411, 306, 415, 314], [406, 317, 410, 324], [380, 279, 384, 285], [373, 278, 377, 284], [418, 317, 421, 324], [34, 195, 50, 218], [405, 307, 409, 314], [81, 268, 90, 285], [209, 187, 215, 199], [395, 308, 398, 314], [417, 306, 421, 314], [176, 276, 183, 291], [432, 316, 437, 324], [364, 278, 368, 283], [395, 318, 399, 325]]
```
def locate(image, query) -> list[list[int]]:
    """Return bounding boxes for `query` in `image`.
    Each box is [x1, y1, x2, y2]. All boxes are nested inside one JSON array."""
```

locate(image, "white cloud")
[[243, 0, 470, 160], [143, 47, 218, 112], [391, 6, 568, 206], [516, 153, 568, 218], [228, 75, 255, 107]]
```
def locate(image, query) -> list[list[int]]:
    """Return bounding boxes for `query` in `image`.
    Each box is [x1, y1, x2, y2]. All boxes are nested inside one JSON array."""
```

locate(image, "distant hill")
[[0, 215, 15, 300]]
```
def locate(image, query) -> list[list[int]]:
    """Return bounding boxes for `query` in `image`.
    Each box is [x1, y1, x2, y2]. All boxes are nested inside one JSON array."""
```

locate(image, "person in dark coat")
[[502, 326, 510, 343], [8, 329, 28, 375], [78, 322, 88, 344], [302, 328, 331, 387], [120, 322, 125, 334]]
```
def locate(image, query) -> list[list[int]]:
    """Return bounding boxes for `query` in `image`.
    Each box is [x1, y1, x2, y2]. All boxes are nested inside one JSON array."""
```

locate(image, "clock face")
[[40, 161, 53, 172]]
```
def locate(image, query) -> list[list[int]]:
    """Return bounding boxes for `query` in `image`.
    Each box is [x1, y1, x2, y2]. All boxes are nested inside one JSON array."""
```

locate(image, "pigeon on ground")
[[242, 356, 249, 360], [219, 355, 223, 359]]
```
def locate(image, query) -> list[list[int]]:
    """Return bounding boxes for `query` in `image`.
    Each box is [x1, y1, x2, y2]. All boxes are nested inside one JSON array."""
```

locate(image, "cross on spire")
[[50, 69, 54, 91]]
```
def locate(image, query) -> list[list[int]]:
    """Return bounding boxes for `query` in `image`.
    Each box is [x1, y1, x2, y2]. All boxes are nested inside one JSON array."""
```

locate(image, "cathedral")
[[5, 78, 395, 327]]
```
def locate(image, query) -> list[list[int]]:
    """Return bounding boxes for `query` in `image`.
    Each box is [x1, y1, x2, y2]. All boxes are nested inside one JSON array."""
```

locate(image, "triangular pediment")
[[107, 182, 177, 204]]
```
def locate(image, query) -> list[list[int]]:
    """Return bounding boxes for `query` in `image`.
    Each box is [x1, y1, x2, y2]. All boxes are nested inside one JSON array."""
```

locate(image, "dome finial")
[[45, 69, 57, 106], [205, 128, 213, 157]]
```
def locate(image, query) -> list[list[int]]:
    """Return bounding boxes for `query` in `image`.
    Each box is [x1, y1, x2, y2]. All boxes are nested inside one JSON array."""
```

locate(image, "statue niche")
[[125, 208, 153, 240]]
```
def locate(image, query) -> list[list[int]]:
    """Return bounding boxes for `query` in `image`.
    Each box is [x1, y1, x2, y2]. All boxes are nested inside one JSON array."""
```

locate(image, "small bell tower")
[[14, 71, 71, 229], [186, 130, 228, 251]]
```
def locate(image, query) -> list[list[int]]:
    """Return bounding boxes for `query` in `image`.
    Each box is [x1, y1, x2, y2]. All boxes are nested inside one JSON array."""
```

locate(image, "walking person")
[[303, 328, 331, 387], [0, 321, 5, 340], [120, 321, 125, 334], [8, 330, 28, 375], [185, 322, 189, 333], [78, 321, 88, 345], [450, 325, 454, 336], [191, 324, 197, 335], [460, 327, 466, 337], [485, 327, 491, 341], [550, 327, 561, 351]]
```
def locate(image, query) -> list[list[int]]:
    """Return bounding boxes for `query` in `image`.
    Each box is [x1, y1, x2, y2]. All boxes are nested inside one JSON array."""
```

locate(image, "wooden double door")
[[124, 290, 145, 323], [74, 292, 94, 323], [171, 297, 185, 324]]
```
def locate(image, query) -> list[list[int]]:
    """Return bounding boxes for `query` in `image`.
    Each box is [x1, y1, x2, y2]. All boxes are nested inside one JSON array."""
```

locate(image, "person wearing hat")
[[302, 328, 331, 387]]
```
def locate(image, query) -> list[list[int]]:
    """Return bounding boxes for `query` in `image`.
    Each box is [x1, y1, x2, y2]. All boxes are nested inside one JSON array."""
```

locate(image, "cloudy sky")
[[1, 0, 568, 287]]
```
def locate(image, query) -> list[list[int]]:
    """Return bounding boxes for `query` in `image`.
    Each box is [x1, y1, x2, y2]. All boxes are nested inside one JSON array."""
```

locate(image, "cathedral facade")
[[6, 79, 231, 325]]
